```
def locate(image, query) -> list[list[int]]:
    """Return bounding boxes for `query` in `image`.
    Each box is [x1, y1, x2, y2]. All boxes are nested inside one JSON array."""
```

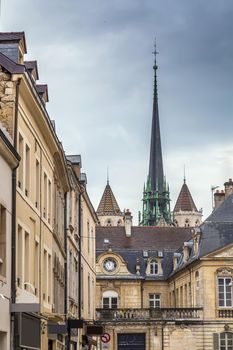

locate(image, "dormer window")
[[150, 260, 158, 275]]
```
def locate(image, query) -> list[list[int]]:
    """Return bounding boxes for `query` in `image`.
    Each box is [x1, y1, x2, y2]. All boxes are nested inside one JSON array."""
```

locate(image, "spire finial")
[[107, 166, 109, 185], [184, 165, 186, 184]]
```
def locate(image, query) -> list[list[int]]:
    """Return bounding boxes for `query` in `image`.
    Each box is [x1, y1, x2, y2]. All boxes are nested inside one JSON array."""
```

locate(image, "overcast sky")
[[2, 0, 233, 223]]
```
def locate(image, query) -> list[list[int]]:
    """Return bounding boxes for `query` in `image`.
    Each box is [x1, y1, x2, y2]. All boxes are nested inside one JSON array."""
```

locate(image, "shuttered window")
[[220, 332, 233, 350]]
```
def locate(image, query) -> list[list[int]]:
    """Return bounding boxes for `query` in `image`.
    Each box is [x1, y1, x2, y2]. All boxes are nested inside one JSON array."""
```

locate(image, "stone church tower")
[[173, 179, 202, 227], [139, 44, 172, 226]]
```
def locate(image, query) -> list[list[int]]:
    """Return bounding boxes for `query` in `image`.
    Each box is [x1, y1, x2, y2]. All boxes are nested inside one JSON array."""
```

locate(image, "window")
[[102, 291, 118, 309], [220, 332, 233, 350], [0, 204, 6, 277], [18, 133, 23, 188], [24, 231, 30, 289], [48, 180, 51, 224], [43, 172, 47, 219], [185, 218, 190, 227], [149, 293, 160, 308], [25, 144, 30, 196], [150, 260, 158, 275], [218, 277, 232, 307], [35, 160, 40, 208]]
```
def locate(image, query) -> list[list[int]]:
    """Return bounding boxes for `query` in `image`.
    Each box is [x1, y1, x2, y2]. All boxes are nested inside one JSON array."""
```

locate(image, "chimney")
[[183, 242, 193, 263], [173, 253, 181, 271], [124, 209, 132, 237], [224, 178, 233, 198], [66, 155, 82, 180], [214, 190, 225, 209]]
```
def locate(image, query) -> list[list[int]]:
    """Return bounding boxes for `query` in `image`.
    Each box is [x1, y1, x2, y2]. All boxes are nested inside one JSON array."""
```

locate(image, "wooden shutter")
[[213, 333, 219, 350]]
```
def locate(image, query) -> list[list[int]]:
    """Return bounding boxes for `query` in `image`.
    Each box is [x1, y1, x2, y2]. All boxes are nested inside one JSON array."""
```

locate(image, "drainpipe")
[[78, 192, 82, 319], [64, 192, 69, 349], [11, 78, 21, 350]]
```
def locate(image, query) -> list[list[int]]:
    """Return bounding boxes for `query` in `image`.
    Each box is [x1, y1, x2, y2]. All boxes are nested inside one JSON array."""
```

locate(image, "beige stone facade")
[[96, 220, 233, 350], [0, 124, 19, 350]]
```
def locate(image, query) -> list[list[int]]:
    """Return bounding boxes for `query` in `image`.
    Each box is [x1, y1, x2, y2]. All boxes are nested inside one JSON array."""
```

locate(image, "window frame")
[[218, 277, 232, 308], [149, 293, 161, 308], [219, 332, 233, 350]]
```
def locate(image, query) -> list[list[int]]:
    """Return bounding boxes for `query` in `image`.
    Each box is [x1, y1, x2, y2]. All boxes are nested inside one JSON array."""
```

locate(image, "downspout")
[[78, 192, 82, 319], [11, 78, 21, 350], [64, 192, 69, 349]]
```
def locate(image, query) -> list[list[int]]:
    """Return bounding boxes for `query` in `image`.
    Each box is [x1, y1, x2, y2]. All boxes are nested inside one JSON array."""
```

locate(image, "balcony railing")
[[96, 307, 203, 322], [218, 309, 233, 318]]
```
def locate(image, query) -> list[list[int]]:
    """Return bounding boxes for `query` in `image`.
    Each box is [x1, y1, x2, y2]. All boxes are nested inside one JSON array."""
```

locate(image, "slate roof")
[[173, 181, 198, 212], [97, 249, 175, 279], [0, 52, 24, 74], [96, 226, 192, 250], [0, 32, 27, 52], [198, 193, 233, 257], [66, 154, 82, 166], [24, 60, 39, 80], [97, 183, 122, 216]]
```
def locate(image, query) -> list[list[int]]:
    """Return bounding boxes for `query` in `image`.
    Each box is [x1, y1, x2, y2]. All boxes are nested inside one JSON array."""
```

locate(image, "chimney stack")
[[214, 190, 225, 210], [224, 178, 233, 198], [124, 209, 132, 237]]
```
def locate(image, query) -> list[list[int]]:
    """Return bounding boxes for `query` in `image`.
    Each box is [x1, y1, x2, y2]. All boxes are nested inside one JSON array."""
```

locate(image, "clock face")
[[103, 258, 117, 272]]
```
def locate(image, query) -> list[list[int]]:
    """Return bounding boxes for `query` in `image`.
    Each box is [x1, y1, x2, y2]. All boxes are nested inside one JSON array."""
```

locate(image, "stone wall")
[[0, 66, 15, 139]]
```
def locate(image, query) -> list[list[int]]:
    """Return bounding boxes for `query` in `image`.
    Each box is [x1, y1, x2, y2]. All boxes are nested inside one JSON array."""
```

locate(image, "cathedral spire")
[[149, 39, 164, 193], [140, 41, 172, 227]]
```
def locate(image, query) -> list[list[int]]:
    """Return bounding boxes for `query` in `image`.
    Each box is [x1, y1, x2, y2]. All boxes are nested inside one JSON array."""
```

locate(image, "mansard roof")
[[173, 181, 198, 212], [97, 183, 122, 216]]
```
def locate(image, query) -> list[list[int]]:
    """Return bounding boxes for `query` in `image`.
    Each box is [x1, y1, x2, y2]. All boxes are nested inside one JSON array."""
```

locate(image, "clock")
[[103, 258, 117, 272]]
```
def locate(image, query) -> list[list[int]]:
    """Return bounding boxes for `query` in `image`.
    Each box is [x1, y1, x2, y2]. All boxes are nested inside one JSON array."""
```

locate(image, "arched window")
[[185, 219, 190, 227], [174, 220, 179, 227], [220, 332, 233, 350], [195, 220, 199, 227], [150, 260, 158, 275], [102, 290, 118, 309], [195, 271, 200, 306]]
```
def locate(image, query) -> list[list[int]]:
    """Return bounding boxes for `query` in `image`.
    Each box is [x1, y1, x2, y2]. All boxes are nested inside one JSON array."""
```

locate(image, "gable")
[[204, 243, 233, 259]]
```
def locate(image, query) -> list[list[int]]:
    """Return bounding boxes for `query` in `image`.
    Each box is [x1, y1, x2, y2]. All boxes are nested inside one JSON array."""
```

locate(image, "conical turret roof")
[[97, 183, 122, 216], [174, 181, 198, 212]]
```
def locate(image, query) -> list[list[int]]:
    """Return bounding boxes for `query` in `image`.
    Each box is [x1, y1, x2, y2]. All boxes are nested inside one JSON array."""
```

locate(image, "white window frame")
[[150, 260, 158, 275], [218, 277, 232, 308], [102, 290, 118, 309], [219, 332, 233, 350], [149, 293, 160, 308]]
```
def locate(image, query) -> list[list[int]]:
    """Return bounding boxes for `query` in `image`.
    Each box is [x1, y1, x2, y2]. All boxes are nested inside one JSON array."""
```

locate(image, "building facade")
[[95, 194, 233, 350], [0, 32, 70, 350], [0, 124, 20, 350]]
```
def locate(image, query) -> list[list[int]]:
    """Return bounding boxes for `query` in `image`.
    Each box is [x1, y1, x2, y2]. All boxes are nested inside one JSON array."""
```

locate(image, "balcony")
[[96, 307, 203, 322], [218, 309, 233, 318]]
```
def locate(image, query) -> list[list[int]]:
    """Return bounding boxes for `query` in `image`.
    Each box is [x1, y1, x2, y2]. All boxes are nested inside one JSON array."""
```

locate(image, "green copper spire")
[[140, 40, 173, 226]]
